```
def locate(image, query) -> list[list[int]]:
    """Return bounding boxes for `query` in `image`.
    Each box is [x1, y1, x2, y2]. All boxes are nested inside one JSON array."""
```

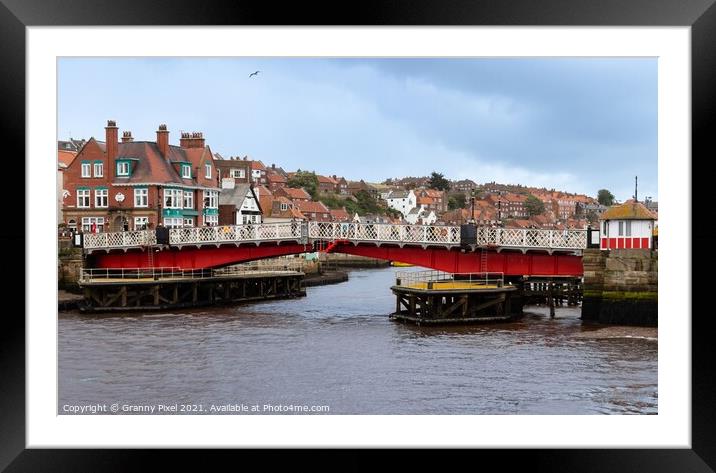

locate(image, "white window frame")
[[134, 188, 148, 208], [280, 203, 288, 211], [94, 188, 108, 208], [618, 221, 624, 236], [183, 191, 194, 209], [134, 217, 149, 230], [204, 214, 218, 226], [93, 162, 103, 177], [203, 190, 218, 209], [81, 216, 105, 232], [205, 163, 212, 179], [229, 168, 245, 178], [77, 189, 90, 208], [117, 161, 130, 176], [181, 164, 192, 179], [164, 188, 183, 209], [625, 221, 632, 237], [163, 217, 183, 229], [81, 162, 91, 178], [183, 218, 194, 227]]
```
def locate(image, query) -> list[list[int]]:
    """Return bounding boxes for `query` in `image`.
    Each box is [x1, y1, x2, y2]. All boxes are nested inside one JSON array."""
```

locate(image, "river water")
[[58, 267, 657, 415]]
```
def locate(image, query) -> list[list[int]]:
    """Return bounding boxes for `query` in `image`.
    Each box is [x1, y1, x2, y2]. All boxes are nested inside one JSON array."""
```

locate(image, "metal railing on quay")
[[394, 270, 505, 289], [80, 264, 304, 283]]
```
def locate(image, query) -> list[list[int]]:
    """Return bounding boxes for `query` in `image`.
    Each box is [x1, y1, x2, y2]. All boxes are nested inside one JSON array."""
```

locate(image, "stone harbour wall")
[[582, 249, 658, 326]]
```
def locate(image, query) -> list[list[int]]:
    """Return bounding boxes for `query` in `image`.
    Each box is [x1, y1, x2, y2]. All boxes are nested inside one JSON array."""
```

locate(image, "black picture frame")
[[3, 0, 714, 470]]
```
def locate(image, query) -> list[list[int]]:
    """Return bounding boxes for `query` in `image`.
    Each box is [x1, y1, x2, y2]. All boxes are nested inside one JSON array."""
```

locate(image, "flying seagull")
[[249, 70, 261, 78]]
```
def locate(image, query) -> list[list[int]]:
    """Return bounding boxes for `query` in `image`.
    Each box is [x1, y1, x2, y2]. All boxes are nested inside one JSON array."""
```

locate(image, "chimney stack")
[[105, 120, 118, 166], [272, 163, 276, 169], [121, 131, 133, 143], [179, 131, 205, 149], [156, 124, 169, 157]]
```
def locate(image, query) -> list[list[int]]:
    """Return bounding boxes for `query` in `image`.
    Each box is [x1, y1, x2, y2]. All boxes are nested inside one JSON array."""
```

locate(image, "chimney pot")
[[105, 120, 119, 172], [156, 124, 169, 157]]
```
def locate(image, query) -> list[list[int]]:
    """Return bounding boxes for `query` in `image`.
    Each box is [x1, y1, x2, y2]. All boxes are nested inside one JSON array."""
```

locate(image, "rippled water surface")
[[59, 267, 657, 414]]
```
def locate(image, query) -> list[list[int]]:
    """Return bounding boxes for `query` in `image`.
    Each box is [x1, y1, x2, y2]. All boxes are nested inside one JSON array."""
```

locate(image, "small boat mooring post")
[[548, 279, 555, 318]]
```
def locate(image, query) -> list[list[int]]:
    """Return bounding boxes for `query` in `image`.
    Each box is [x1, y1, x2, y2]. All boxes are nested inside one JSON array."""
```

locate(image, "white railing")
[[308, 222, 586, 250], [307, 222, 461, 246], [83, 230, 156, 249], [82, 222, 587, 251], [169, 222, 303, 246], [474, 227, 587, 250]]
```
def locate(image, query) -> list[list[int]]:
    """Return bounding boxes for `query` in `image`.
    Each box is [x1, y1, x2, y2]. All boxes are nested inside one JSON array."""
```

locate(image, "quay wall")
[[581, 249, 657, 326], [58, 248, 83, 292]]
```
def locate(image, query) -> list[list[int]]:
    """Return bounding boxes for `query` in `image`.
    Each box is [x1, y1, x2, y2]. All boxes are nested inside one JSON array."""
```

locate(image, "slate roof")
[[218, 184, 260, 213]]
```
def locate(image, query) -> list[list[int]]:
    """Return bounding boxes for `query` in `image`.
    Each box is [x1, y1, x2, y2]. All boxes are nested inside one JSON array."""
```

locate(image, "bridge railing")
[[168, 222, 303, 246], [81, 222, 587, 251], [477, 227, 587, 250], [308, 222, 461, 246], [82, 230, 156, 249]]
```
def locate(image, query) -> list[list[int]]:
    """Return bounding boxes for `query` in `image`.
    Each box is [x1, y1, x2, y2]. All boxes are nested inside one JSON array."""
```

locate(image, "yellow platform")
[[405, 281, 500, 290]]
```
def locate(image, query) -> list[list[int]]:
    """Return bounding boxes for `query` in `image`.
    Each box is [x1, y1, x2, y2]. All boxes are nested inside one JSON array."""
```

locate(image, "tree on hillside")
[[525, 194, 546, 216], [428, 172, 451, 191], [448, 192, 466, 210], [287, 171, 319, 199], [597, 189, 616, 206]]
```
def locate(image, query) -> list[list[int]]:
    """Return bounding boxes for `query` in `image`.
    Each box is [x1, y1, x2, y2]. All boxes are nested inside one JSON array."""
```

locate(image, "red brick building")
[[62, 121, 220, 232], [213, 155, 251, 184], [317, 175, 338, 193], [295, 200, 332, 221], [274, 186, 312, 201]]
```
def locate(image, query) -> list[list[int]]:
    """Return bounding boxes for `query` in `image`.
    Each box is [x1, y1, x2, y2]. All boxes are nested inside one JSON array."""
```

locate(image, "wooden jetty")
[[390, 271, 519, 325], [78, 266, 305, 313]]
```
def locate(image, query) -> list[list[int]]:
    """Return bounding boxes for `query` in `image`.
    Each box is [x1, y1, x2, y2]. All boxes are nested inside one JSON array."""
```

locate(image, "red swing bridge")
[[81, 221, 587, 277]]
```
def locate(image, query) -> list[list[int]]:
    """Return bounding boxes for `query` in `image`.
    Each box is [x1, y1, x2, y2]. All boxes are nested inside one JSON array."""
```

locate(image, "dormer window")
[[181, 164, 191, 179], [117, 161, 130, 176]]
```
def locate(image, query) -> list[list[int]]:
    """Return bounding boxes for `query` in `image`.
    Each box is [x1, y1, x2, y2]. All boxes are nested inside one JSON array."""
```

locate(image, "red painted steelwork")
[[88, 241, 583, 276], [331, 244, 583, 276], [88, 243, 312, 270]]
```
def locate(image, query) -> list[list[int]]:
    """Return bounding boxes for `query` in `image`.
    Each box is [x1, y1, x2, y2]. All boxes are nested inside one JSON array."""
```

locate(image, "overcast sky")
[[59, 57, 657, 201]]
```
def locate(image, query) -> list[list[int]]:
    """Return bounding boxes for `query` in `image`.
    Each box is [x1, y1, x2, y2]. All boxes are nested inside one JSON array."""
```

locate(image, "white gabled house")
[[385, 189, 417, 217], [218, 181, 263, 225], [405, 206, 437, 225]]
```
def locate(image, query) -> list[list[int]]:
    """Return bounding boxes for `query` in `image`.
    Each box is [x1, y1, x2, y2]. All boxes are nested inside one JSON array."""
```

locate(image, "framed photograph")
[[5, 0, 714, 469]]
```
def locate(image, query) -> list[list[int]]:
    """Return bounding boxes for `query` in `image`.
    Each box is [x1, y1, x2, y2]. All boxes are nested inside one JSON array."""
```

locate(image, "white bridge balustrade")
[[82, 221, 587, 252], [307, 222, 461, 246], [82, 230, 157, 250], [169, 222, 304, 247]]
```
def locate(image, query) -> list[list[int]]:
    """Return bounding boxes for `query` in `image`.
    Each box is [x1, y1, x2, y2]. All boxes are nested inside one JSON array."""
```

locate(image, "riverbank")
[[58, 289, 83, 311]]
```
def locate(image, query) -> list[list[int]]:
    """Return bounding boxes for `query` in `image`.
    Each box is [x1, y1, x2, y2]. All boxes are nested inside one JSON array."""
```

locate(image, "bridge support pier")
[[390, 284, 520, 325]]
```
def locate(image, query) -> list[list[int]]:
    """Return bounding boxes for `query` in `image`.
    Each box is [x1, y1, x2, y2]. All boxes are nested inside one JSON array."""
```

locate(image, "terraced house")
[[61, 121, 220, 232]]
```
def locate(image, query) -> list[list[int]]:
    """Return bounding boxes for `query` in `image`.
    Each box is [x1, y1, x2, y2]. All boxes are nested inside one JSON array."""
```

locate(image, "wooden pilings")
[[79, 273, 306, 313], [521, 278, 583, 308]]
